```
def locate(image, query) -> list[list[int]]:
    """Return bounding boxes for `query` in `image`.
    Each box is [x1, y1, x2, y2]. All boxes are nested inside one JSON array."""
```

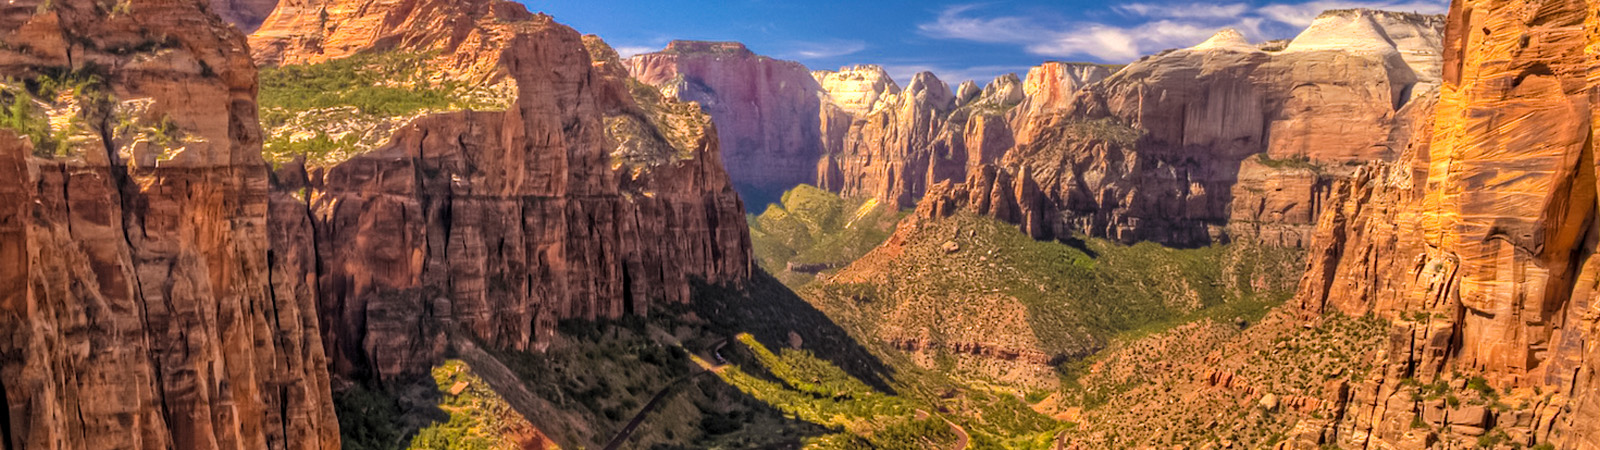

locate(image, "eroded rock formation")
[[252, 3, 752, 381], [250, 0, 530, 82], [625, 41, 828, 205], [1291, 0, 1600, 448], [0, 0, 337, 448], [924, 10, 1445, 247]]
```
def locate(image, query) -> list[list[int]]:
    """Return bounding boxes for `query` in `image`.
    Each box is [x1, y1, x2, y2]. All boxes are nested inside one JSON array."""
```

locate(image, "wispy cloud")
[[1114, 2, 1251, 19], [783, 40, 869, 59], [613, 46, 657, 58], [919, 0, 1447, 62]]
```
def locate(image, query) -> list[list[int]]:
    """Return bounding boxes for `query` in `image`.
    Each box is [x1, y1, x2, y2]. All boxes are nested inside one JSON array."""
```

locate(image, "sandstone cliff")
[[209, 0, 278, 33], [820, 69, 1037, 210], [1291, 0, 1600, 448], [250, 2, 752, 381], [924, 10, 1445, 247], [250, 0, 530, 83], [626, 41, 828, 205], [0, 0, 337, 449]]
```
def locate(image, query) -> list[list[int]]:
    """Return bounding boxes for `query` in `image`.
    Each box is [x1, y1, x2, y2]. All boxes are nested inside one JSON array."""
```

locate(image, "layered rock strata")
[[249, 0, 531, 82], [820, 69, 1041, 209], [253, 3, 753, 380], [0, 0, 337, 448], [625, 41, 828, 204], [924, 10, 1446, 247], [1289, 0, 1600, 448]]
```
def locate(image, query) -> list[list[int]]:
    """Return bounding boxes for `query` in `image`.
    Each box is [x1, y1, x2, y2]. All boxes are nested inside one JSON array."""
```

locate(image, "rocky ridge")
[[250, 3, 752, 381], [923, 9, 1446, 247], [1289, 0, 1600, 448], [0, 0, 338, 448], [625, 41, 828, 205]]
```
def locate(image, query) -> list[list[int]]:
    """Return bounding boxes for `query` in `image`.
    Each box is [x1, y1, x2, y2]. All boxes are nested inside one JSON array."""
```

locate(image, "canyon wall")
[[250, 1, 752, 381], [1292, 0, 1600, 448], [0, 0, 337, 449], [924, 10, 1445, 247], [625, 41, 828, 205], [823, 70, 1038, 209], [209, 0, 278, 33]]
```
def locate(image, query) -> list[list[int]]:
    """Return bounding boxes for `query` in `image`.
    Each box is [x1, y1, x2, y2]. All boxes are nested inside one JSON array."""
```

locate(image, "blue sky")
[[522, 0, 1447, 86]]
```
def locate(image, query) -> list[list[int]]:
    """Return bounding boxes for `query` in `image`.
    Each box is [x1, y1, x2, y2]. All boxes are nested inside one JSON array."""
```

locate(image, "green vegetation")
[[1059, 118, 1145, 147], [257, 52, 507, 165], [749, 185, 907, 287], [334, 384, 407, 450], [808, 213, 1303, 363], [0, 67, 113, 158], [490, 301, 831, 448], [1255, 153, 1325, 172], [258, 52, 487, 120], [408, 360, 534, 450]]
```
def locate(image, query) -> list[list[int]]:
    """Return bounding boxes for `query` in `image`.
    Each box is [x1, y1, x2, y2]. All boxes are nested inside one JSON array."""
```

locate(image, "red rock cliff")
[[0, 0, 337, 449], [251, 2, 753, 380], [819, 67, 1038, 209], [625, 41, 828, 205], [923, 10, 1445, 247], [1293, 0, 1600, 448]]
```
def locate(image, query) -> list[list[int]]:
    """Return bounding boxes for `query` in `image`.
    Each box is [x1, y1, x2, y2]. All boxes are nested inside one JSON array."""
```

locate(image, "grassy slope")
[[749, 185, 907, 287], [809, 213, 1305, 376]]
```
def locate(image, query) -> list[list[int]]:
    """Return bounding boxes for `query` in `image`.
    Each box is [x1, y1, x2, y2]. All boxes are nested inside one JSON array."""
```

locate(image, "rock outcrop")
[[209, 0, 278, 33], [814, 65, 900, 115], [820, 70, 1038, 209], [0, 0, 337, 449], [924, 10, 1445, 247], [252, 3, 752, 381], [249, 0, 530, 82], [625, 41, 828, 205], [1291, 0, 1600, 448]]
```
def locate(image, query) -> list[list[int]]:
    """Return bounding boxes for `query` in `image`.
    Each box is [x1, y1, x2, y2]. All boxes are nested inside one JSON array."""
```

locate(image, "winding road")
[[599, 339, 729, 450]]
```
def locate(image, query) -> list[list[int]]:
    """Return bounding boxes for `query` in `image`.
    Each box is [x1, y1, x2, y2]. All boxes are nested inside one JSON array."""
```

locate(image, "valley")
[[0, 0, 1597, 449]]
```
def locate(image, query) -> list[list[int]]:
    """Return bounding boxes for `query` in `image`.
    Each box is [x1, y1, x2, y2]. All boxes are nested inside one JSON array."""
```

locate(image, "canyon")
[[631, 10, 1445, 248], [0, 0, 1597, 449], [2, 0, 749, 448]]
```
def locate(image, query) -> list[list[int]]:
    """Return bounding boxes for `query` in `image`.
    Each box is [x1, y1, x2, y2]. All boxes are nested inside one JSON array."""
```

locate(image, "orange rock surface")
[[0, 0, 337, 448], [1295, 0, 1600, 448], [625, 41, 829, 205], [925, 10, 1444, 247], [248, 2, 753, 380]]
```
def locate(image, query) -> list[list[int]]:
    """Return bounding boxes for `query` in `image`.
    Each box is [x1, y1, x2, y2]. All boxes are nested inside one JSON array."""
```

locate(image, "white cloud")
[[613, 46, 657, 58], [1115, 2, 1250, 19], [785, 40, 869, 59], [919, 0, 1446, 62]]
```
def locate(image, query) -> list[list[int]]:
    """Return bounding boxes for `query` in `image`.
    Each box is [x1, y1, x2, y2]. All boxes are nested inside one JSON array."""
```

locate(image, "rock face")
[[924, 9, 1445, 247], [814, 65, 900, 115], [819, 70, 1038, 209], [625, 41, 828, 205], [0, 0, 337, 449], [254, 4, 752, 380], [1011, 61, 1113, 140], [209, 0, 278, 32], [1293, 0, 1600, 448], [250, 0, 530, 82]]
